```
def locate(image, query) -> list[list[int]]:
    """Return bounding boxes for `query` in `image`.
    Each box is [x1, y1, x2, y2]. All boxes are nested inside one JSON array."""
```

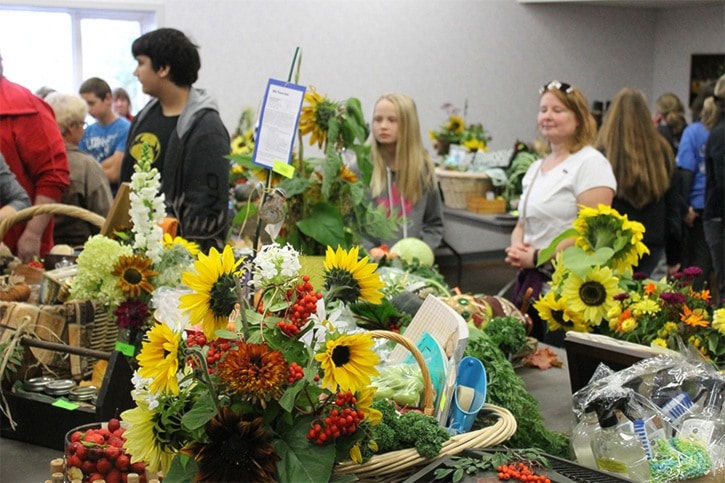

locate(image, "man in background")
[[0, 54, 70, 261], [79, 77, 130, 194], [120, 28, 230, 252]]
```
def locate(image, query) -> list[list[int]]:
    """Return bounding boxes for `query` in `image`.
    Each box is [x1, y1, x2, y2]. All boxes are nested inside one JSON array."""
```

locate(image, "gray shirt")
[[0, 153, 31, 211]]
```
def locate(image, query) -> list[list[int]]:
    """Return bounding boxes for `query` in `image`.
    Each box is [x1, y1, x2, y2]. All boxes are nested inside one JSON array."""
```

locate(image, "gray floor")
[[0, 255, 576, 482]]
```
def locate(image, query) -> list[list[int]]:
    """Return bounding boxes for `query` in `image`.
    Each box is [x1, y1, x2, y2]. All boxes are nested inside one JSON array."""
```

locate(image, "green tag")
[[438, 391, 447, 411], [596, 458, 628, 473], [273, 160, 294, 178], [52, 399, 79, 410], [115, 341, 136, 357]]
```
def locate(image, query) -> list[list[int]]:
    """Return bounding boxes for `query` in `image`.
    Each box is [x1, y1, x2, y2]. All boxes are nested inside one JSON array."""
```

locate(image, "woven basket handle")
[[0, 203, 106, 241], [369, 329, 436, 416]]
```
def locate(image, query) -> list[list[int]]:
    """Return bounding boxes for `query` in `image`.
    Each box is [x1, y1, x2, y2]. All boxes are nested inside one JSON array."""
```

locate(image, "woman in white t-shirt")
[[504, 81, 617, 343]]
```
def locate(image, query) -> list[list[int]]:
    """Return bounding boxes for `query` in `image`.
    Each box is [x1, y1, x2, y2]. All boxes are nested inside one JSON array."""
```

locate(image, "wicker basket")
[[333, 330, 517, 480], [0, 204, 114, 379], [0, 203, 105, 241], [436, 168, 493, 209]]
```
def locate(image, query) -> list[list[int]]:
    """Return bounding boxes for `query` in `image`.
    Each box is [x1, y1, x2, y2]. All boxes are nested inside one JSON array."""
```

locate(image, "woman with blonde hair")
[[597, 87, 682, 275], [366, 93, 443, 250], [704, 74, 725, 303], [505, 81, 616, 343]]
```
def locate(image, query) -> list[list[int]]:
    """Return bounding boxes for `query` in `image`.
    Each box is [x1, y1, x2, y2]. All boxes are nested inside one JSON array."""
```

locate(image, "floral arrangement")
[[429, 103, 491, 155], [534, 204, 725, 366], [69, 144, 198, 341], [228, 86, 401, 255], [119, 243, 447, 482]]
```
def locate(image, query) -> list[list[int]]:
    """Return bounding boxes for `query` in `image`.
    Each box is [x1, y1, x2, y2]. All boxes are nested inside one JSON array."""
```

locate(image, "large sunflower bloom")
[[180, 245, 242, 340], [137, 322, 182, 395], [534, 291, 589, 332], [182, 408, 279, 483], [121, 400, 176, 475], [561, 265, 619, 327], [446, 115, 465, 135], [112, 254, 158, 297], [323, 245, 384, 304], [315, 332, 380, 393], [298, 87, 340, 149], [217, 342, 288, 406]]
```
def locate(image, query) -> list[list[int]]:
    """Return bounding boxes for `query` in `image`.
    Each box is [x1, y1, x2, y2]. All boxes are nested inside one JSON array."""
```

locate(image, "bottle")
[[590, 395, 650, 482], [678, 377, 725, 461], [569, 404, 599, 469]]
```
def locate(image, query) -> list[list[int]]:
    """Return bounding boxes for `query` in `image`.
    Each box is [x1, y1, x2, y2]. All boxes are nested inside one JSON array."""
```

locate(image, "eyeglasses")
[[539, 80, 574, 95]]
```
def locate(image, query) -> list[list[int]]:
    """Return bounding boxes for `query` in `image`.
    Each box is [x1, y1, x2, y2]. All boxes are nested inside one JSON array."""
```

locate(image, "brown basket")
[[0, 203, 105, 241], [333, 330, 517, 480], [436, 168, 493, 209]]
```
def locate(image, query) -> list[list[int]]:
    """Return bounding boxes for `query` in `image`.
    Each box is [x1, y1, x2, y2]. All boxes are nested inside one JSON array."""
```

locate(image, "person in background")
[[505, 80, 616, 344], [0, 153, 31, 222], [596, 87, 682, 276], [78, 77, 131, 192], [677, 94, 716, 290], [112, 87, 134, 121], [653, 92, 687, 154], [365, 93, 443, 251], [691, 80, 716, 124], [120, 28, 230, 252], [45, 92, 113, 248], [0, 54, 70, 262], [703, 74, 725, 304]]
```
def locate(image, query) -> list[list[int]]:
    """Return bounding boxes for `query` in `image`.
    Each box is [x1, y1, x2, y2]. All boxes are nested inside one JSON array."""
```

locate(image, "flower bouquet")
[[429, 103, 491, 156], [534, 204, 725, 366], [120, 243, 459, 482]]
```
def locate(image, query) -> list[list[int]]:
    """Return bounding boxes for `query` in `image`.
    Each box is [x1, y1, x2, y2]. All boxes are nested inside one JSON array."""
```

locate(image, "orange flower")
[[680, 305, 708, 328], [644, 282, 657, 296]]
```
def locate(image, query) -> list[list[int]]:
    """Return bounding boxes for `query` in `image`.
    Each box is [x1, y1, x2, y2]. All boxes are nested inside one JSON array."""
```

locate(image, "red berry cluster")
[[288, 362, 304, 384], [65, 418, 146, 483], [276, 275, 322, 336], [306, 390, 364, 445], [497, 462, 551, 482], [185, 331, 236, 374]]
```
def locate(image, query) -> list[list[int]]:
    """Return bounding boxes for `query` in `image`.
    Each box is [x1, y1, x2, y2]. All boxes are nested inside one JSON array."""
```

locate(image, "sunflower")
[[446, 115, 465, 135], [573, 204, 649, 272], [112, 254, 158, 297], [355, 386, 382, 426], [315, 332, 379, 393], [534, 291, 589, 333], [217, 342, 288, 405], [560, 265, 620, 327], [182, 408, 279, 483], [323, 245, 384, 305], [121, 399, 177, 475], [298, 86, 341, 149], [137, 322, 182, 395], [463, 138, 487, 152], [163, 232, 200, 257], [179, 245, 242, 340]]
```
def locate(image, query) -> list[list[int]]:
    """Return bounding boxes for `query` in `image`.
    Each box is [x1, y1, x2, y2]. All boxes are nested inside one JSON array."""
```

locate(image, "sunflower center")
[[579, 281, 607, 306], [123, 268, 143, 285], [552, 310, 574, 328], [325, 268, 361, 304], [331, 345, 351, 367], [209, 274, 238, 318], [314, 99, 338, 130], [221, 433, 252, 468]]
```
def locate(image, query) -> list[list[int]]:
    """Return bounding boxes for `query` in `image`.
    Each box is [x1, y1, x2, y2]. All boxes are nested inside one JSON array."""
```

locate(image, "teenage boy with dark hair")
[[120, 28, 230, 252], [79, 77, 130, 192]]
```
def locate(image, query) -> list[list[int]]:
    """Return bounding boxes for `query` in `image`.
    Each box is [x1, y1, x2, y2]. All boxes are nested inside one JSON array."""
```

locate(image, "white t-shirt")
[[519, 145, 617, 249]]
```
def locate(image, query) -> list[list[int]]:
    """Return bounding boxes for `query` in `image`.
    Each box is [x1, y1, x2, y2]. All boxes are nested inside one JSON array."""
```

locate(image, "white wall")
[[6, 0, 722, 149]]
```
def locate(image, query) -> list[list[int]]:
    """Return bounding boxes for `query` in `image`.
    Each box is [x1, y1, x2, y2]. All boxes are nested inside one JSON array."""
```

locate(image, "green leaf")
[[452, 467, 464, 482], [274, 415, 336, 483], [538, 228, 577, 265], [232, 202, 258, 225], [296, 202, 347, 248], [181, 393, 217, 430], [165, 454, 197, 482]]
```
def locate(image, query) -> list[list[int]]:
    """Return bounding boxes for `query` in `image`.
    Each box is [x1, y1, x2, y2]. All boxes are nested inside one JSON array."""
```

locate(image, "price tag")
[[52, 399, 79, 410], [273, 160, 295, 178], [115, 341, 136, 357]]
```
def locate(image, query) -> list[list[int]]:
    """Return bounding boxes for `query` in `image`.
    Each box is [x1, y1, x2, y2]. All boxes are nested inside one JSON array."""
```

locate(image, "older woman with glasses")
[[504, 81, 617, 344]]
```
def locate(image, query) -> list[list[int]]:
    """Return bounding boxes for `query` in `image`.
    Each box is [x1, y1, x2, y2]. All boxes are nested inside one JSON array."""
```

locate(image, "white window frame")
[[0, 1, 159, 91]]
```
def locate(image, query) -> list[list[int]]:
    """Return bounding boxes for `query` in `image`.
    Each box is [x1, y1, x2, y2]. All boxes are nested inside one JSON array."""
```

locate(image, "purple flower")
[[682, 266, 703, 280], [113, 298, 150, 330], [632, 272, 649, 280], [614, 292, 630, 301], [660, 291, 686, 305]]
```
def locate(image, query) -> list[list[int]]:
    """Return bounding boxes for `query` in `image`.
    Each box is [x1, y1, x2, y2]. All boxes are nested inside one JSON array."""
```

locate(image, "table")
[[440, 207, 516, 258]]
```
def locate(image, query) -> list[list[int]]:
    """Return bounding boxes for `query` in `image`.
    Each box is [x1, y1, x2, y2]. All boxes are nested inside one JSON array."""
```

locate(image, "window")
[[0, 4, 156, 116]]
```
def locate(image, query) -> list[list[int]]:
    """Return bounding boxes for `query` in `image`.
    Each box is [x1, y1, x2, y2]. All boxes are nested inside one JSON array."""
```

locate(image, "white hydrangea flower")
[[250, 242, 302, 289]]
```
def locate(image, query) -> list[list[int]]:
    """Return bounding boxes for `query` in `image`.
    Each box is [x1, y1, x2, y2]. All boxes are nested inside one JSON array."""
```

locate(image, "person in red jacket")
[[0, 54, 70, 261]]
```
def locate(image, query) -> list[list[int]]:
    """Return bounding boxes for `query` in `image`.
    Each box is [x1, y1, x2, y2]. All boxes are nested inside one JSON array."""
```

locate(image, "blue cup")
[[448, 356, 487, 434]]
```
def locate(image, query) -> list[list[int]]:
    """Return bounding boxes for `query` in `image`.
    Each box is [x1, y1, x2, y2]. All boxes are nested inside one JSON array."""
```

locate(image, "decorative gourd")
[[0, 275, 31, 302]]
